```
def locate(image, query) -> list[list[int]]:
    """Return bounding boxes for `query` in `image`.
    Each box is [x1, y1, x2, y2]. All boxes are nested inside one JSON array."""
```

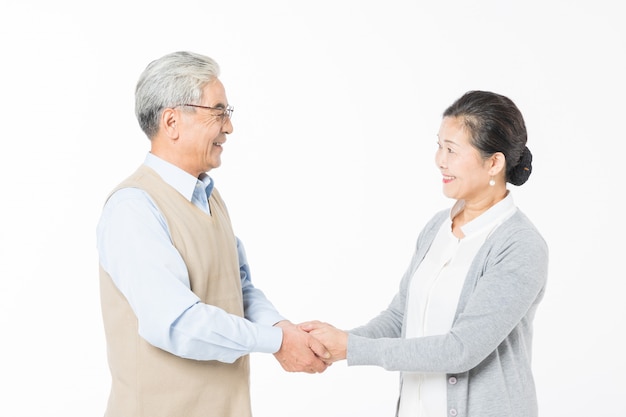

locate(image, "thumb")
[[308, 336, 331, 359]]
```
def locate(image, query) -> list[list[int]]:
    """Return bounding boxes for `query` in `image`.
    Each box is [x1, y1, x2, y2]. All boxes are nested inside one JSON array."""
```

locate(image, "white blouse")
[[398, 194, 517, 417]]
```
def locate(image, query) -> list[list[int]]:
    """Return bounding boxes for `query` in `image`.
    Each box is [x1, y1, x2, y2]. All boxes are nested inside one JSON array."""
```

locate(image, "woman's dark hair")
[[443, 90, 533, 186]]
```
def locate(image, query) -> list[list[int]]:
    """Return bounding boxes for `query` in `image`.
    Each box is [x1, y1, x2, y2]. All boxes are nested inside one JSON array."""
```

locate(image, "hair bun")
[[509, 146, 532, 186]]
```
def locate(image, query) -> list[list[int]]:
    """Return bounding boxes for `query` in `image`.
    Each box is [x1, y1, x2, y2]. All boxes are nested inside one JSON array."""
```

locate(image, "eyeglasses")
[[175, 104, 234, 123]]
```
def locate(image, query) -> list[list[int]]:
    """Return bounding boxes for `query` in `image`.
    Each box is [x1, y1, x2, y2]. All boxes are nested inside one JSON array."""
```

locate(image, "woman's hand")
[[298, 320, 348, 362]]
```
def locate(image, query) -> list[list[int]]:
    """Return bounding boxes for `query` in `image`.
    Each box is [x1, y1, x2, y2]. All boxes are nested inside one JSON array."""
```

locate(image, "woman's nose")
[[435, 149, 446, 169]]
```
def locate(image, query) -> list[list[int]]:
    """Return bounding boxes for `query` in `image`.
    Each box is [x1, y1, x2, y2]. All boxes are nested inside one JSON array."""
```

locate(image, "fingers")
[[299, 321, 348, 362], [273, 322, 330, 373], [308, 334, 331, 360], [272, 319, 348, 372], [298, 320, 327, 333]]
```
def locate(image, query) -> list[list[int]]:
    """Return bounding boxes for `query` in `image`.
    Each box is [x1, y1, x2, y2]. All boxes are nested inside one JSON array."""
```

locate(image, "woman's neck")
[[451, 189, 508, 237]]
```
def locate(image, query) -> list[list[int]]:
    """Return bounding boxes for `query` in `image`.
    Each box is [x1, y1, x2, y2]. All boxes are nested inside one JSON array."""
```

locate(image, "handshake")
[[273, 320, 348, 374]]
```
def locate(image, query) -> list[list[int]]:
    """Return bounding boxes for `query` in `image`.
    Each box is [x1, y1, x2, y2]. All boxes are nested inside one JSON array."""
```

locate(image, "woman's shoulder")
[[493, 209, 548, 253]]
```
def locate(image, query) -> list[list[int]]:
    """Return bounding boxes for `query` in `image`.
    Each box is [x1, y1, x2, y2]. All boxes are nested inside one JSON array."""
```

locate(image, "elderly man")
[[97, 51, 328, 417]]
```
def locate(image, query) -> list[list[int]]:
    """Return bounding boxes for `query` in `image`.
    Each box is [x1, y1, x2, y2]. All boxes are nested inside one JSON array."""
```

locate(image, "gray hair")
[[135, 51, 221, 139]]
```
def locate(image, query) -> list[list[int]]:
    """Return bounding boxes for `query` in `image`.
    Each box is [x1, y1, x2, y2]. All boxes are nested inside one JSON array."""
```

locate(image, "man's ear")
[[161, 108, 180, 140]]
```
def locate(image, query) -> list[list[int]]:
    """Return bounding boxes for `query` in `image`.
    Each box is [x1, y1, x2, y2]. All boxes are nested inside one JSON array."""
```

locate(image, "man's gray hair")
[[135, 51, 221, 139]]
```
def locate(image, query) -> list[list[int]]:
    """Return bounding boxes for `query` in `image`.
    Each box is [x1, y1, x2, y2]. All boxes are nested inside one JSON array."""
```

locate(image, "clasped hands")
[[273, 320, 347, 374]]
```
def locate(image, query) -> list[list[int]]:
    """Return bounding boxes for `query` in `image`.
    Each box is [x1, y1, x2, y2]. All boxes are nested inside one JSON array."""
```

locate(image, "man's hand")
[[298, 320, 348, 362], [273, 320, 331, 373]]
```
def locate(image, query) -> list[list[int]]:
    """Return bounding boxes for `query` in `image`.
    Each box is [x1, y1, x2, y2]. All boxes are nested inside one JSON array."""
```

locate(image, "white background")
[[1, 1, 624, 416]]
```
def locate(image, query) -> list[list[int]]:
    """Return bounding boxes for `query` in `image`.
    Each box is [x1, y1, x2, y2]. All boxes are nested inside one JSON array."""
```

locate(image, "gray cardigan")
[[347, 208, 548, 417]]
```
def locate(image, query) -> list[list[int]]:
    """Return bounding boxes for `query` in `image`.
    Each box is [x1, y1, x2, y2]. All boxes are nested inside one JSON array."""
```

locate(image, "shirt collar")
[[449, 191, 517, 237], [144, 153, 214, 202]]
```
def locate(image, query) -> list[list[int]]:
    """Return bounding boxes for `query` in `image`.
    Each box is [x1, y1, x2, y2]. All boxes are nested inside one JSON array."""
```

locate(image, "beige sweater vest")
[[99, 165, 251, 417]]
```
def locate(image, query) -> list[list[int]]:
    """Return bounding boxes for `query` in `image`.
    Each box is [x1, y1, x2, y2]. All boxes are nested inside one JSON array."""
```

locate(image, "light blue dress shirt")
[[96, 153, 284, 362]]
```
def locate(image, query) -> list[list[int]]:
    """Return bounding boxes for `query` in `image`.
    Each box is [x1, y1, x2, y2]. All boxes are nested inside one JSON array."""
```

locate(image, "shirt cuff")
[[255, 324, 284, 354], [346, 333, 377, 366]]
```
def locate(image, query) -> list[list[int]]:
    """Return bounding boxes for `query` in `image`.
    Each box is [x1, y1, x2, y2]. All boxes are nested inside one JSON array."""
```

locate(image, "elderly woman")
[[301, 90, 548, 417]]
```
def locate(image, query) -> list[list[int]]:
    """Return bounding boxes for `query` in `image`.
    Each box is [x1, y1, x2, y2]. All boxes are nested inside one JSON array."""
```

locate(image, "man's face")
[[176, 78, 233, 176]]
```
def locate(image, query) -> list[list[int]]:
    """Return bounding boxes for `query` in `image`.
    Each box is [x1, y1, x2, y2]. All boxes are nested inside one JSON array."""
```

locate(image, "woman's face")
[[435, 116, 493, 202]]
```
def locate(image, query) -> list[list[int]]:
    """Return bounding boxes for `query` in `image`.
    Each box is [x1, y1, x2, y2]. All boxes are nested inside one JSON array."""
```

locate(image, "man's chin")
[[206, 153, 222, 171]]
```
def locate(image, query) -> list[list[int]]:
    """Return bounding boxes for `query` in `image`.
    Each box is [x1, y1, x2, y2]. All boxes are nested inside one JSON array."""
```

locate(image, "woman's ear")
[[489, 152, 506, 176]]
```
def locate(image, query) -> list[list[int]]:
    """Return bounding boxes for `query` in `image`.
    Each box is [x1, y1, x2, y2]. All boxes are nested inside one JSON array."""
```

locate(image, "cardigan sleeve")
[[348, 210, 446, 340], [347, 212, 548, 373]]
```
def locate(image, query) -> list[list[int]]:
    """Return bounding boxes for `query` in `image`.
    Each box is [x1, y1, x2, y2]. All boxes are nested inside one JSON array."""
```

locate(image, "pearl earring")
[[489, 178, 495, 186]]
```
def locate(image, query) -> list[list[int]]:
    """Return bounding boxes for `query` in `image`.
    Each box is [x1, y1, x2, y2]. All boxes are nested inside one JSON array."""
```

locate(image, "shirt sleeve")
[[237, 237, 286, 325], [96, 187, 283, 362]]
